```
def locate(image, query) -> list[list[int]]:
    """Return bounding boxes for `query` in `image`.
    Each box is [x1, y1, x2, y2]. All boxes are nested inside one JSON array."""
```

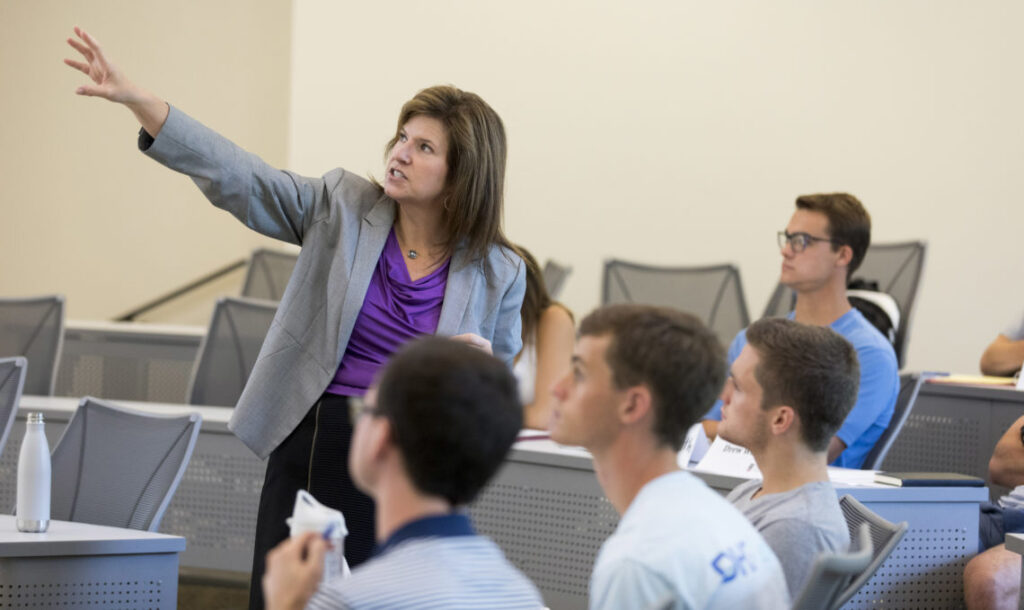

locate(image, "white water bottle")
[[16, 412, 51, 533]]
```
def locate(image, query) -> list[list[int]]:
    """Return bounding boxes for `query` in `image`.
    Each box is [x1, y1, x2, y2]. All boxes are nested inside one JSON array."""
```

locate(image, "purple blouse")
[[325, 229, 450, 396]]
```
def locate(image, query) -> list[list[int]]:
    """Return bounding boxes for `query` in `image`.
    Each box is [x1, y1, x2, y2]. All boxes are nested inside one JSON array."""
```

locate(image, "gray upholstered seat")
[[0, 357, 27, 459], [187, 296, 277, 406], [242, 248, 299, 301], [0, 295, 64, 395], [49, 396, 201, 532], [602, 259, 749, 347]]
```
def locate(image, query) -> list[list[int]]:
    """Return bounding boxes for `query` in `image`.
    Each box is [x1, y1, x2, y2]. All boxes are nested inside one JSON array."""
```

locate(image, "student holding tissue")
[[548, 305, 789, 609], [717, 318, 856, 596], [703, 193, 898, 469], [262, 337, 542, 609]]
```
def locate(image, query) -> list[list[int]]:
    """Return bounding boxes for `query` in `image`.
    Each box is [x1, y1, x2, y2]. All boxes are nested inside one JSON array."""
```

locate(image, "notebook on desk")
[[874, 472, 985, 487]]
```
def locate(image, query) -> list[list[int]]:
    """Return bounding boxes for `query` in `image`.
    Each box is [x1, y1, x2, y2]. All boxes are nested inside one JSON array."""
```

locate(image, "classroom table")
[[0, 514, 185, 609]]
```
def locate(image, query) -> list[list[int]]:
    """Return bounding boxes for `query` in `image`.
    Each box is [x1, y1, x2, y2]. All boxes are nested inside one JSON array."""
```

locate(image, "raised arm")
[[64, 27, 169, 137]]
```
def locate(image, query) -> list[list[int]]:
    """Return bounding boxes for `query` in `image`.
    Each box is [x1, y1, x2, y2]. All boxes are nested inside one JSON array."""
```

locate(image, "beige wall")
[[289, 0, 1024, 374], [3, 1, 1022, 373], [0, 0, 292, 325]]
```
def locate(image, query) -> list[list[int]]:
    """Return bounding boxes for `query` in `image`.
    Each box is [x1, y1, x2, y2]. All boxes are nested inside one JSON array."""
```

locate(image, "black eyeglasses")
[[777, 231, 839, 253], [348, 395, 378, 425]]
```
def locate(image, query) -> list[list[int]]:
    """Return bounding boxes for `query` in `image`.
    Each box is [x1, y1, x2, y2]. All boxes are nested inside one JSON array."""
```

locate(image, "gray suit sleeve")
[[491, 256, 527, 368], [141, 105, 328, 245]]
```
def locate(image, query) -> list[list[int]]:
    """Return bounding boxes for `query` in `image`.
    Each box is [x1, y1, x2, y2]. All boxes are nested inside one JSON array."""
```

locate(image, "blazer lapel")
[[334, 196, 393, 363], [437, 247, 481, 336]]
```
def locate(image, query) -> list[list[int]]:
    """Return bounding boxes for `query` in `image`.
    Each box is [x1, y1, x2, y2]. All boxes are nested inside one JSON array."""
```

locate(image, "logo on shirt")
[[711, 542, 754, 583]]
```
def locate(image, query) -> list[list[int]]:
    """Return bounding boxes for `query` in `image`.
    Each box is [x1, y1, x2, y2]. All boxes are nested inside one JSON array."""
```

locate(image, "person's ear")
[[620, 386, 653, 425], [835, 244, 854, 268], [770, 405, 796, 437]]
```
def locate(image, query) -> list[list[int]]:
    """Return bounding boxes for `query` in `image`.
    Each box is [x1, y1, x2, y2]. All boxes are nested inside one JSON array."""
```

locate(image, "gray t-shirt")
[[726, 479, 849, 596]]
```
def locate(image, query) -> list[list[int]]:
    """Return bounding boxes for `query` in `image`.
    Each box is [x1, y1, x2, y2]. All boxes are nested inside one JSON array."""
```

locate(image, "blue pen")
[[322, 523, 336, 540]]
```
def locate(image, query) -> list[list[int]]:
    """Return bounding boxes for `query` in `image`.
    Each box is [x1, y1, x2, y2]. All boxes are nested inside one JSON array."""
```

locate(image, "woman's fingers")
[[77, 28, 111, 70], [63, 58, 91, 76], [66, 37, 94, 62]]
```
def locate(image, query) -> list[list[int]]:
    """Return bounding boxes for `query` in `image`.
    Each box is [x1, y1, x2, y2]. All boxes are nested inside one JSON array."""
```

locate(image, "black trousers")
[[247, 393, 376, 609]]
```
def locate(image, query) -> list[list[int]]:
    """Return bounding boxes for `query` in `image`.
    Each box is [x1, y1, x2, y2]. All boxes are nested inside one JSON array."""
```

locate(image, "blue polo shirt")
[[705, 309, 898, 469]]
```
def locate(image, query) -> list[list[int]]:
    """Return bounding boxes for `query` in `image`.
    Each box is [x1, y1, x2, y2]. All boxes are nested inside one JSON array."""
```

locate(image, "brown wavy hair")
[[382, 85, 512, 264]]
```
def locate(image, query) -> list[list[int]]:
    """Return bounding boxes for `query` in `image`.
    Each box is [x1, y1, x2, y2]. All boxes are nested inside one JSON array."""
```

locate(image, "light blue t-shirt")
[[705, 308, 898, 469]]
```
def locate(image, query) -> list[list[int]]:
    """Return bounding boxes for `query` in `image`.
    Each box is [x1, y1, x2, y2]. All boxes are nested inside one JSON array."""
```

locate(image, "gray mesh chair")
[[861, 372, 928, 470], [831, 495, 908, 608], [241, 248, 299, 301], [0, 357, 27, 459], [49, 396, 201, 532], [0, 295, 64, 395], [541, 259, 573, 299], [187, 296, 277, 406], [602, 260, 750, 347], [791, 523, 873, 610]]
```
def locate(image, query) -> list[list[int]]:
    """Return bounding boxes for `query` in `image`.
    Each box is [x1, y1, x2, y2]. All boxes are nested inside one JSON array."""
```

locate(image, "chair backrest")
[[241, 248, 299, 302], [833, 494, 908, 607], [791, 522, 874, 610], [0, 357, 27, 459], [541, 259, 572, 300], [861, 372, 928, 470], [602, 260, 750, 347], [851, 241, 926, 367], [762, 282, 796, 319], [0, 295, 65, 395], [187, 296, 277, 406], [50, 396, 201, 531]]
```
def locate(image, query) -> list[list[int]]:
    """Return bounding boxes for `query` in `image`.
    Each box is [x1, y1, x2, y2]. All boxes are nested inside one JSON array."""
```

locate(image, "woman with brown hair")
[[65, 26, 525, 609], [513, 247, 575, 430]]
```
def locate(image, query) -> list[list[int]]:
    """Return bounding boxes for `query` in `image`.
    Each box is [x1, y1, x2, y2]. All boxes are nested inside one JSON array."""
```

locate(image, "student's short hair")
[[374, 337, 522, 506], [578, 304, 726, 451], [745, 318, 860, 452], [795, 193, 871, 278]]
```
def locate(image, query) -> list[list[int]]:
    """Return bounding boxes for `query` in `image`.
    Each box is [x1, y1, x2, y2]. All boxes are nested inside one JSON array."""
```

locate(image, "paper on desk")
[[692, 437, 761, 479], [827, 467, 879, 487], [677, 422, 711, 468]]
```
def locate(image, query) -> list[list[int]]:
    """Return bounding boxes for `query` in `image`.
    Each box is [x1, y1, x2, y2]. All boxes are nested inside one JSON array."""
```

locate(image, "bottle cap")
[[27, 412, 44, 424]]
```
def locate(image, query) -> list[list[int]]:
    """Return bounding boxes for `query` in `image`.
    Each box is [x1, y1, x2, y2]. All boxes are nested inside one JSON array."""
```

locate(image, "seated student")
[[717, 317, 857, 596], [964, 414, 1024, 610], [513, 246, 575, 429], [262, 337, 543, 610], [549, 304, 790, 609], [704, 193, 899, 469], [980, 313, 1024, 376]]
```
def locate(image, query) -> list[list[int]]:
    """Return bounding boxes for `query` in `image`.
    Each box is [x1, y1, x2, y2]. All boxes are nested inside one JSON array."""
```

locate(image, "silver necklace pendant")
[[408, 250, 418, 260]]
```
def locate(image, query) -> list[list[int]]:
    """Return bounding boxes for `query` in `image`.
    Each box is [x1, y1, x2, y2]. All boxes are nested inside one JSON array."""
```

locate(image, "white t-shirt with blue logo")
[[589, 470, 790, 610]]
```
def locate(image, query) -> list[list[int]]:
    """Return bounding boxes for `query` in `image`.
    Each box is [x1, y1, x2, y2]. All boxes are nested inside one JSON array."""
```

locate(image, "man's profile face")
[[779, 209, 843, 292], [548, 334, 625, 451], [717, 344, 770, 451]]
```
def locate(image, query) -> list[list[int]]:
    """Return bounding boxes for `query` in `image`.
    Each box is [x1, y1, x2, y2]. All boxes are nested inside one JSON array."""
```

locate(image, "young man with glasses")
[[262, 337, 543, 610], [549, 304, 790, 609], [704, 193, 898, 469]]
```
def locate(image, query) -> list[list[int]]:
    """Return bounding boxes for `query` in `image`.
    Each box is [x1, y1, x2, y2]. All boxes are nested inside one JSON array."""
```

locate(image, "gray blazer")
[[143, 107, 525, 459]]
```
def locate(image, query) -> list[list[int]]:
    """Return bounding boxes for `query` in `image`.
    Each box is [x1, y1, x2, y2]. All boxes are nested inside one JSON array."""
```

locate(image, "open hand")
[[64, 26, 138, 103]]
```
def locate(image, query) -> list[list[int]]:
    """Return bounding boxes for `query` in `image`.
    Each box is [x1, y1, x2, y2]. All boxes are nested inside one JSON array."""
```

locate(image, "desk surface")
[[0, 515, 185, 557], [20, 394, 233, 433]]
